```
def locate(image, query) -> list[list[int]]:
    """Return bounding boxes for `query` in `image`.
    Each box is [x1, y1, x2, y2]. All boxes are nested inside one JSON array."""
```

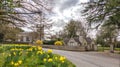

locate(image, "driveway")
[[44, 49, 120, 67]]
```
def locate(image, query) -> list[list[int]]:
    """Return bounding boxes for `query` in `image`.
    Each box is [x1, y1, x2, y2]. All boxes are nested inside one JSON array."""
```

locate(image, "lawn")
[[0, 44, 76, 67], [98, 46, 120, 54]]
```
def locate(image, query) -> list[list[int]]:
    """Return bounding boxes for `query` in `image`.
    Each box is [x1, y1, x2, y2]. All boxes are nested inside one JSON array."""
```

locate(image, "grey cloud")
[[59, 0, 79, 11], [53, 20, 66, 27]]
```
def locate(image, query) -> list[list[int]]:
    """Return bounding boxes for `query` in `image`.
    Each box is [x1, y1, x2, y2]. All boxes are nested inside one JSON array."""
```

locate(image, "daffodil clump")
[[54, 41, 63, 46], [0, 45, 75, 67], [35, 40, 43, 45]]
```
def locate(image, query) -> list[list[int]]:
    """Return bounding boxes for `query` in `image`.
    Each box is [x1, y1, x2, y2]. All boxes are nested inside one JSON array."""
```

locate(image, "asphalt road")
[[44, 49, 120, 67]]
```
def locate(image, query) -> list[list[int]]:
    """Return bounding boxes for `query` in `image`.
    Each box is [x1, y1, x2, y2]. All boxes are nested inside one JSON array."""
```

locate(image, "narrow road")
[[44, 49, 120, 67]]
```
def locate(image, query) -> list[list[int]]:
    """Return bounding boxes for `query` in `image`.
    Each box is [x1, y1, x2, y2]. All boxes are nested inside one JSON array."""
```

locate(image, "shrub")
[[35, 40, 43, 45], [54, 41, 63, 46], [43, 40, 56, 45]]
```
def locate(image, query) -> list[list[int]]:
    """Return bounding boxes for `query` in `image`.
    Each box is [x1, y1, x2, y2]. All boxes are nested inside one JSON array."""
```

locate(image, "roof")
[[63, 37, 82, 45], [85, 37, 92, 44], [74, 37, 81, 45], [63, 38, 70, 45]]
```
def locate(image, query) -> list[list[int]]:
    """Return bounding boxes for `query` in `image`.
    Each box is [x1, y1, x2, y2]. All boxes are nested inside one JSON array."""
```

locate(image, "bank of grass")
[[98, 46, 120, 54], [0, 44, 76, 67]]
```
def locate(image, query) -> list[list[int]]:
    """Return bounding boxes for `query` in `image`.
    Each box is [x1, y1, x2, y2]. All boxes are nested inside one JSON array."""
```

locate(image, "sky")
[[22, 0, 98, 39], [23, 0, 88, 31], [42, 0, 95, 38], [50, 0, 88, 33], [47, 0, 97, 38]]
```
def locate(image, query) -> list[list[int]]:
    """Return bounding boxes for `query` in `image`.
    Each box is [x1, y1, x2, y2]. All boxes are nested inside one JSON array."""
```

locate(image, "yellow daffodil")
[[48, 58, 53, 62], [32, 46, 36, 48], [37, 51, 43, 54], [38, 46, 42, 50], [14, 63, 19, 66], [2, 53, 5, 56], [13, 52, 16, 56], [11, 61, 14, 65], [8, 54, 11, 56], [18, 60, 22, 64], [43, 58, 47, 62], [62, 60, 65, 63], [27, 48, 33, 51], [55, 57, 58, 60], [19, 51, 22, 55], [47, 55, 50, 58], [47, 49, 52, 53], [60, 56, 66, 61]]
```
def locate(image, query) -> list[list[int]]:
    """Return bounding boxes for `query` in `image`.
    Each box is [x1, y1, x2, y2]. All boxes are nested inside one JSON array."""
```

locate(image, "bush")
[[54, 41, 63, 46], [43, 40, 56, 45], [35, 40, 43, 45]]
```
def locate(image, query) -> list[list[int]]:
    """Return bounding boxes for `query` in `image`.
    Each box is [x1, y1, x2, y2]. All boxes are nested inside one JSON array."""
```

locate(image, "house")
[[17, 32, 33, 43], [64, 37, 82, 47], [84, 37, 95, 50], [16, 32, 40, 43]]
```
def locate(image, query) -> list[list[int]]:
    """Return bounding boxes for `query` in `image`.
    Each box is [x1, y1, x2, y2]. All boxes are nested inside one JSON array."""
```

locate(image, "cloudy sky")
[[49, 0, 88, 32], [22, 0, 97, 38], [23, 0, 88, 31]]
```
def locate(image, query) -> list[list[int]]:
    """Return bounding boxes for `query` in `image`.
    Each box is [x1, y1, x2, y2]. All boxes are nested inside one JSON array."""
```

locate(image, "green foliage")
[[64, 20, 80, 38], [43, 40, 56, 45], [82, 0, 120, 29]]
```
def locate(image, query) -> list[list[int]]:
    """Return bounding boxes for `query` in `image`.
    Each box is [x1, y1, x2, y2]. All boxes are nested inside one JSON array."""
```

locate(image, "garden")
[[0, 44, 75, 67]]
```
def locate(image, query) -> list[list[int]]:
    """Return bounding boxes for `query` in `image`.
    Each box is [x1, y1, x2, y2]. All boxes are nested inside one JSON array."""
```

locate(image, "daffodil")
[[8, 54, 11, 56], [62, 60, 65, 63], [11, 61, 14, 65], [55, 57, 58, 60], [60, 56, 66, 61], [43, 58, 47, 62], [48, 58, 53, 62], [13, 52, 16, 56], [14, 63, 19, 66], [37, 51, 43, 54], [47, 55, 50, 58], [38, 46, 42, 50], [18, 60, 22, 64], [27, 48, 33, 51], [47, 49, 52, 53]]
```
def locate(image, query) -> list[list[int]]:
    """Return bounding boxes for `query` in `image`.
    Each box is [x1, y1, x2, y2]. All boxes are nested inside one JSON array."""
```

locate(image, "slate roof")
[[63, 38, 70, 45], [63, 37, 82, 45], [74, 37, 82, 45], [85, 37, 92, 44]]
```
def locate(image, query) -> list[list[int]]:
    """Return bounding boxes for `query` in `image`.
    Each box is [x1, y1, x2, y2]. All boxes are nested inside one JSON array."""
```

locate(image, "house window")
[[20, 36, 23, 42], [26, 36, 30, 41]]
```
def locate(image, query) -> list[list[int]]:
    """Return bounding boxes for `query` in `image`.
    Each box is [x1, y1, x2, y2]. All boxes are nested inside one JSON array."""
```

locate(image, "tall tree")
[[64, 20, 78, 38], [82, 0, 120, 29], [82, 0, 120, 52]]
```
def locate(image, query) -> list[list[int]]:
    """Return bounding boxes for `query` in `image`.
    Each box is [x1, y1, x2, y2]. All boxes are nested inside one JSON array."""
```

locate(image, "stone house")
[[16, 32, 39, 43], [17, 32, 33, 43], [64, 37, 82, 47]]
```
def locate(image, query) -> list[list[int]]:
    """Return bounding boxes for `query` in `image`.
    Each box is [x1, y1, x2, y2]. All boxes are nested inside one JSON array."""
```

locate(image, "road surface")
[[44, 49, 120, 67]]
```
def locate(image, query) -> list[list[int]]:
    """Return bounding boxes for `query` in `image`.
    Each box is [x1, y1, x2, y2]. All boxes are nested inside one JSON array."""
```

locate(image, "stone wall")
[[42, 45, 86, 51]]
